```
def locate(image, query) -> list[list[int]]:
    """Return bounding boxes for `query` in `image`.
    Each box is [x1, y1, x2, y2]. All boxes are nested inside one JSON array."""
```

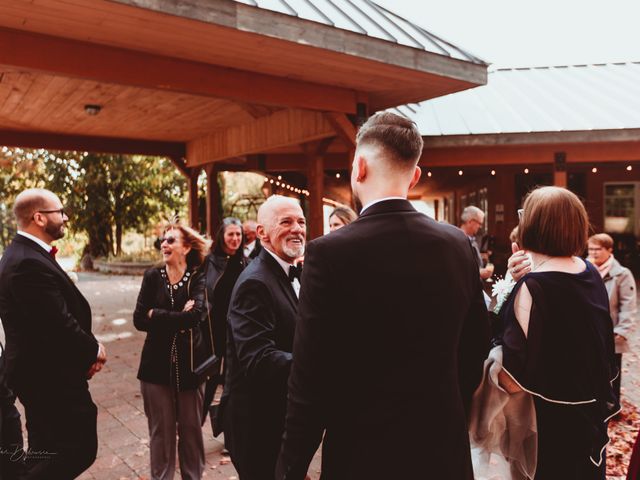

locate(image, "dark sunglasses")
[[160, 236, 177, 245]]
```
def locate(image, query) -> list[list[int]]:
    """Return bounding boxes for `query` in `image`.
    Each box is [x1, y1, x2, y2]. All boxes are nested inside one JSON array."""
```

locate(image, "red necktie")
[[50, 246, 58, 259]]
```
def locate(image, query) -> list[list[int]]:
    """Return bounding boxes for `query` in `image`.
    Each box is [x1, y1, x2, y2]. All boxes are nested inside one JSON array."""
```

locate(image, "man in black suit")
[[221, 195, 305, 479], [242, 219, 262, 262], [276, 113, 490, 480], [0, 188, 106, 479]]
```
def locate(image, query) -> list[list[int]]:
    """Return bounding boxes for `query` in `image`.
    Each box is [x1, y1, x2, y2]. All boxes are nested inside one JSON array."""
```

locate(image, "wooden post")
[[553, 151, 567, 187], [205, 164, 222, 238], [187, 168, 201, 230], [307, 154, 325, 239]]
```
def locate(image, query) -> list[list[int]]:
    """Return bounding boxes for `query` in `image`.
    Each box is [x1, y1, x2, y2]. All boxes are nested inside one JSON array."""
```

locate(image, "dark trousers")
[[17, 385, 97, 480]]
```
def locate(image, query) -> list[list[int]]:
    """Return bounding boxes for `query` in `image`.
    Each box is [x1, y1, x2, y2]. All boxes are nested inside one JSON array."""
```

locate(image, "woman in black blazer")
[[133, 221, 208, 480]]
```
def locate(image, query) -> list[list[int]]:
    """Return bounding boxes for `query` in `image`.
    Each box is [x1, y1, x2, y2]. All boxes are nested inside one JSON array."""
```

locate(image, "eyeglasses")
[[517, 208, 524, 221], [160, 236, 177, 245], [36, 208, 68, 218]]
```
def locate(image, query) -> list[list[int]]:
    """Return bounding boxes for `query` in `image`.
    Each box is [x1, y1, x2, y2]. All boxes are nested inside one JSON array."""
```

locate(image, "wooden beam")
[[424, 128, 640, 148], [420, 141, 640, 167], [0, 27, 358, 114], [186, 109, 337, 167], [211, 153, 349, 172], [169, 156, 189, 177], [325, 113, 357, 148], [187, 168, 201, 230], [0, 129, 185, 157]]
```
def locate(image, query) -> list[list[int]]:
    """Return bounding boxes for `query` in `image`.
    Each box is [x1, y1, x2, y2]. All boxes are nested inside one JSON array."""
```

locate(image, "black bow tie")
[[288, 264, 302, 282]]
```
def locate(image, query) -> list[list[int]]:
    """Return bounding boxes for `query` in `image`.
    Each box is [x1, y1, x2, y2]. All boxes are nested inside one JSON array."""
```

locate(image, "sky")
[[375, 0, 640, 68]]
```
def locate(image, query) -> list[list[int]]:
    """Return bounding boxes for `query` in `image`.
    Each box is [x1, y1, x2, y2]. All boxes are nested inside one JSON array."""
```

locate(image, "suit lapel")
[[13, 235, 89, 309], [258, 249, 298, 309]]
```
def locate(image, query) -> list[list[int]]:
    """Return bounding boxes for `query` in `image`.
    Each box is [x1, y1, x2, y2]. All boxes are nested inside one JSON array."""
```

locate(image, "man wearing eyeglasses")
[[0, 188, 106, 479], [459, 206, 494, 280]]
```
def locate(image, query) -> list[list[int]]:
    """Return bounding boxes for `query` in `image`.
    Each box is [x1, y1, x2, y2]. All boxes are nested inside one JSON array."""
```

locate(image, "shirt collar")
[[17, 231, 52, 253], [263, 246, 293, 275], [360, 196, 406, 215]]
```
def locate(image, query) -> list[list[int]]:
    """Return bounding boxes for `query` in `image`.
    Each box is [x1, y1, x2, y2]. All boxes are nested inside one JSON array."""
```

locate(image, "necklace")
[[532, 255, 553, 271]]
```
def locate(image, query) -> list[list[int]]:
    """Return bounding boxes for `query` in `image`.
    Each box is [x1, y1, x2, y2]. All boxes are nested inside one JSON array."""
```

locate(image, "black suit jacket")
[[221, 247, 298, 477], [277, 199, 490, 480], [0, 235, 98, 392]]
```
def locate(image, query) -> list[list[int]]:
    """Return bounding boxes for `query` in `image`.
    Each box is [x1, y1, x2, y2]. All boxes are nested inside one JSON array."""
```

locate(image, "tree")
[[0, 147, 187, 256]]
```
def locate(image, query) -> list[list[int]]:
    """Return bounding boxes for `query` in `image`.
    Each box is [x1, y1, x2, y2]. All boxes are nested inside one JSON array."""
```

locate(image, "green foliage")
[[219, 171, 267, 221], [0, 147, 187, 256]]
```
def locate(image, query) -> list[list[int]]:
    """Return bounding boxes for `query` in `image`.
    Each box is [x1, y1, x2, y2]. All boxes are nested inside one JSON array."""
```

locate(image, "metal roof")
[[233, 0, 485, 64], [393, 62, 640, 135]]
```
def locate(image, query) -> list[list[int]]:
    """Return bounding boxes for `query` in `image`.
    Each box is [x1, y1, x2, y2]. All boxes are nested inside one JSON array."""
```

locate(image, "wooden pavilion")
[[0, 0, 487, 238]]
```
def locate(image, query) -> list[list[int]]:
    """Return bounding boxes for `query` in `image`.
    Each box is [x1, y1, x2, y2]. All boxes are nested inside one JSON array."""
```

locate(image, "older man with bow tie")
[[218, 195, 306, 480]]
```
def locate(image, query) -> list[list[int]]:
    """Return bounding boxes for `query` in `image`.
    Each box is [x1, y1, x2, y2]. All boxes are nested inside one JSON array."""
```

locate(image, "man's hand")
[[507, 242, 531, 282], [87, 343, 107, 379], [183, 299, 195, 312]]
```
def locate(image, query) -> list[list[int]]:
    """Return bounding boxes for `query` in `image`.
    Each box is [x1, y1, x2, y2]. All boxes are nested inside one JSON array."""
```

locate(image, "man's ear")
[[256, 224, 267, 243], [409, 166, 422, 190], [356, 156, 367, 182]]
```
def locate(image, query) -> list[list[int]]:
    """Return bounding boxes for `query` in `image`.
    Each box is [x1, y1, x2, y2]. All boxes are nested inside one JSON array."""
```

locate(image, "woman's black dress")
[[500, 260, 619, 479]]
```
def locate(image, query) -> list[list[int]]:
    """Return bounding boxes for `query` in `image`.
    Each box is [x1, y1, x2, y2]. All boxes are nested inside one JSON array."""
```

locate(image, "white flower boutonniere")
[[491, 276, 516, 314]]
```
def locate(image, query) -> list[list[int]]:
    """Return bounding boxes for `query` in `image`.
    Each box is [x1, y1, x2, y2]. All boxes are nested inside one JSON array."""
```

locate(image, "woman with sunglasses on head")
[[496, 187, 619, 479], [133, 220, 209, 480], [201, 218, 247, 429]]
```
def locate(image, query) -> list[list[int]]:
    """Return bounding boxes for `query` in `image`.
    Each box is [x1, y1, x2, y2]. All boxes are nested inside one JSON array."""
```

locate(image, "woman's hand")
[[498, 369, 524, 394], [507, 242, 531, 281], [183, 300, 195, 312]]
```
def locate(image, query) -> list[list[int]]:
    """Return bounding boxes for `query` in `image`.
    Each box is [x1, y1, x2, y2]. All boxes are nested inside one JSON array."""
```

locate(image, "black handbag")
[[188, 274, 221, 384]]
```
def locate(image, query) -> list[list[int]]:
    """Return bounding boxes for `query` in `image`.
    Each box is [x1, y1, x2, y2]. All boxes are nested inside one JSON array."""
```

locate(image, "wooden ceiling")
[[0, 69, 276, 142]]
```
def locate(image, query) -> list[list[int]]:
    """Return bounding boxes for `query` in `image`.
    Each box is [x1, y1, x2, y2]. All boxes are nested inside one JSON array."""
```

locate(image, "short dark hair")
[[518, 186, 588, 257], [356, 112, 424, 165]]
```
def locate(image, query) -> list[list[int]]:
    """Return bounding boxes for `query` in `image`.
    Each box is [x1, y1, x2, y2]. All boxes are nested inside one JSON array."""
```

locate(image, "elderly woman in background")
[[134, 221, 208, 480], [587, 233, 637, 401], [202, 218, 247, 424], [328, 205, 357, 232], [497, 186, 618, 479]]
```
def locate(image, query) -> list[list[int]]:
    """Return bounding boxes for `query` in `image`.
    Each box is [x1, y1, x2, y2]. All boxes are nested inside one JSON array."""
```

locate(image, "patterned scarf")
[[588, 254, 614, 279]]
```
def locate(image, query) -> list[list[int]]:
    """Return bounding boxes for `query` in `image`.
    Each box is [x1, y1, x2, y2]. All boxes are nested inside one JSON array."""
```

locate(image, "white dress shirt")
[[263, 247, 301, 298], [17, 230, 52, 253], [243, 240, 256, 258]]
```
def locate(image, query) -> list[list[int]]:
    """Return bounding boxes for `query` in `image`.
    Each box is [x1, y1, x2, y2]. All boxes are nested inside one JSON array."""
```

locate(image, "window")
[[604, 183, 639, 236]]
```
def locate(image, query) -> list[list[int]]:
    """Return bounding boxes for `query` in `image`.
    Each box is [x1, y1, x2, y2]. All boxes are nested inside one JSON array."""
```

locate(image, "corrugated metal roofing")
[[233, 0, 485, 64], [393, 62, 640, 135]]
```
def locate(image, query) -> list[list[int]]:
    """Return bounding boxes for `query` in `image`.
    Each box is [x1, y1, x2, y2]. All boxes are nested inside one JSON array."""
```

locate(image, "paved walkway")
[[11, 272, 640, 478], [57, 273, 322, 480]]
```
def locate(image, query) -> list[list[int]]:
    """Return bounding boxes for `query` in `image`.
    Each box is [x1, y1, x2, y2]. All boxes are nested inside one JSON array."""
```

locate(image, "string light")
[[524, 168, 529, 174], [592, 167, 598, 173], [427, 171, 432, 177], [458, 170, 463, 176], [491, 170, 496, 176], [277, 175, 282, 180], [627, 165, 633, 171], [335, 173, 341, 179]]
